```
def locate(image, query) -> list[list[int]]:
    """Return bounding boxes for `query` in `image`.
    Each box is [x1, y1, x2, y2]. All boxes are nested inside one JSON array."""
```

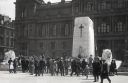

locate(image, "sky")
[[0, 0, 71, 20]]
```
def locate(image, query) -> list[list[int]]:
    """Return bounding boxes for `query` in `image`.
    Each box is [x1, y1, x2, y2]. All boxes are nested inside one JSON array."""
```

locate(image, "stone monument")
[[72, 17, 95, 58], [2, 50, 16, 64], [0, 50, 16, 70]]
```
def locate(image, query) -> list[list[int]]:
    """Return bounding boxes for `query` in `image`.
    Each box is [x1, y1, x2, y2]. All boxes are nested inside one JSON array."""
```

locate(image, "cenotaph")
[[72, 17, 95, 58]]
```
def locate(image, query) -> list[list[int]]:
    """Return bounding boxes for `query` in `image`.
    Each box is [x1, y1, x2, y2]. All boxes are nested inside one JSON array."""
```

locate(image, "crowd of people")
[[8, 55, 118, 83]]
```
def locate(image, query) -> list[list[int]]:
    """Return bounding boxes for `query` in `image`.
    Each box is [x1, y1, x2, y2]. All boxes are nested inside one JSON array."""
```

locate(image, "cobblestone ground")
[[0, 71, 128, 83]]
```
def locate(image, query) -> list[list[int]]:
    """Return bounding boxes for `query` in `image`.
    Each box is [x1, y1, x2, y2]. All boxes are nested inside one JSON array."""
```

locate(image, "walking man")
[[100, 60, 111, 83]]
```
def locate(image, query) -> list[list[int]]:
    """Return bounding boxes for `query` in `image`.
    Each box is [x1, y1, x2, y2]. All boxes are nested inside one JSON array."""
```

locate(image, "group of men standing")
[[19, 56, 70, 76], [8, 55, 117, 83], [18, 56, 91, 77]]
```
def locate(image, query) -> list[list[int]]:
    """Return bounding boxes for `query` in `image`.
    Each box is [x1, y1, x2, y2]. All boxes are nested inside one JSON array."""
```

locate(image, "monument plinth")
[[72, 17, 95, 58]]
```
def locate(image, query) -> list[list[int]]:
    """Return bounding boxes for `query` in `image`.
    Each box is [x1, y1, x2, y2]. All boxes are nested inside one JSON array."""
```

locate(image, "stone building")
[[15, 0, 128, 61], [0, 14, 15, 61], [15, 0, 73, 58]]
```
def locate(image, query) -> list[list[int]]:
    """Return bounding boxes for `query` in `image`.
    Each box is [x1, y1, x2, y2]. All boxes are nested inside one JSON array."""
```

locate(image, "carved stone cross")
[[79, 24, 84, 37]]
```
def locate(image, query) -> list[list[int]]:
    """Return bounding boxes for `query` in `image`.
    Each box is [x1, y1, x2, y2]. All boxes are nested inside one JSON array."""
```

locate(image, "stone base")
[[0, 63, 9, 71]]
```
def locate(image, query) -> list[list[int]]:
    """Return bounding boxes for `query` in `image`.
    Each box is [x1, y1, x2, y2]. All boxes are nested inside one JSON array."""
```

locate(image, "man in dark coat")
[[92, 57, 101, 82], [46, 59, 50, 73], [81, 59, 87, 76], [76, 59, 81, 76], [34, 59, 40, 76], [110, 60, 117, 75], [100, 60, 111, 83], [70, 59, 77, 76], [13, 59, 17, 73], [39, 58, 45, 76], [21, 57, 26, 73], [58, 59, 64, 76], [25, 59, 29, 72], [64, 59, 69, 75], [8, 58, 13, 73]]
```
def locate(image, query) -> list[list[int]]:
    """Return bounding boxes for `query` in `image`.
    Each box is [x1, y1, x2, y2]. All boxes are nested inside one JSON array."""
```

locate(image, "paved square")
[[0, 71, 128, 83]]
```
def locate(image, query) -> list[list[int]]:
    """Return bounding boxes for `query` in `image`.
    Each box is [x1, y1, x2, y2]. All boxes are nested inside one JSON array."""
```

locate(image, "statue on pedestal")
[[3, 50, 16, 64]]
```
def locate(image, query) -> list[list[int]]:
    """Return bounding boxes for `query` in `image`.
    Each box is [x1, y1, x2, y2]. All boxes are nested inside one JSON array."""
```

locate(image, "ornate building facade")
[[0, 14, 15, 61], [15, 0, 128, 60], [15, 0, 73, 58]]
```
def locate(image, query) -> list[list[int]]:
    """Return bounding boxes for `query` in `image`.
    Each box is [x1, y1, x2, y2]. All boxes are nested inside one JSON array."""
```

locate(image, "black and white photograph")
[[0, 0, 128, 83]]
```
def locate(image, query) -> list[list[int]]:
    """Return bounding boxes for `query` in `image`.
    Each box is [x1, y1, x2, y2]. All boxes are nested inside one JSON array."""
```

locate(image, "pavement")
[[0, 71, 128, 83]]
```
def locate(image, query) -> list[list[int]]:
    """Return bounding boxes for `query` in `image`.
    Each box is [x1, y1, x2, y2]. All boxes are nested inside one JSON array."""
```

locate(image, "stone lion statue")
[[102, 49, 112, 65], [3, 50, 16, 64]]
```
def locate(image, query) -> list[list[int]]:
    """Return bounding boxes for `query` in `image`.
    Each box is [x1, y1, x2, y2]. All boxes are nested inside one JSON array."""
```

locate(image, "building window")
[[98, 23, 110, 33], [65, 24, 69, 36], [38, 27, 42, 37], [6, 37, 9, 46], [62, 41, 66, 49], [53, 24, 57, 36], [100, 2, 106, 10], [106, 1, 111, 9], [61, 24, 65, 36], [51, 42, 55, 49], [49, 24, 55, 36], [0, 19, 4, 25], [98, 27, 101, 33], [0, 37, 3, 45], [10, 38, 14, 47], [28, 24, 35, 36], [11, 31, 14, 37], [44, 25, 46, 37], [115, 22, 124, 32], [69, 23, 72, 36], [125, 0, 128, 8], [42, 24, 47, 37], [52, 52, 56, 58], [75, 6, 79, 13], [6, 30, 9, 36], [87, 2, 93, 11], [40, 42, 44, 49], [118, 0, 124, 8]]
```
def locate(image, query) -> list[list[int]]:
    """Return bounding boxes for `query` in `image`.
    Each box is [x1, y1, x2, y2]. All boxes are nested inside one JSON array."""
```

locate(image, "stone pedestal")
[[0, 62, 9, 71]]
